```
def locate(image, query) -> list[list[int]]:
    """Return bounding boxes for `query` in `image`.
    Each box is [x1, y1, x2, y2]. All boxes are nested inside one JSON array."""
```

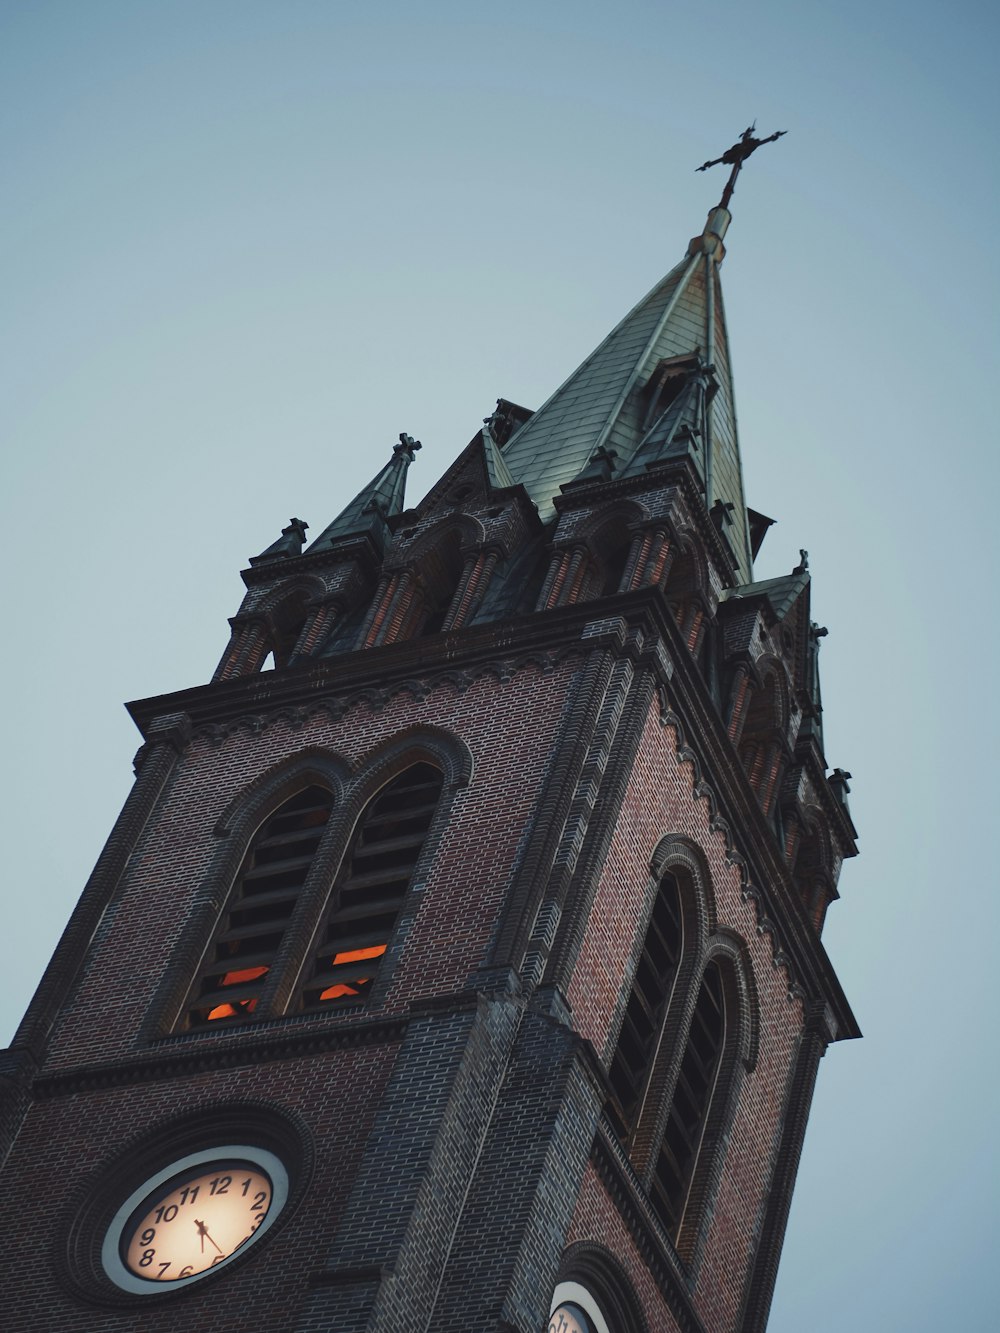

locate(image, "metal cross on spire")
[[696, 123, 786, 210]]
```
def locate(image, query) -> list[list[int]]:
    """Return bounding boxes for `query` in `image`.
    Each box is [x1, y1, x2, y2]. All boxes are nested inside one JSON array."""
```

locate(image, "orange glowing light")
[[331, 944, 386, 966], [318, 980, 370, 1001], [220, 965, 269, 986], [206, 998, 258, 1021]]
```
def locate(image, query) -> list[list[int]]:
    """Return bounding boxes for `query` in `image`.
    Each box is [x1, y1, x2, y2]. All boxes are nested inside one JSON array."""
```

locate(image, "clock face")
[[101, 1146, 288, 1294]]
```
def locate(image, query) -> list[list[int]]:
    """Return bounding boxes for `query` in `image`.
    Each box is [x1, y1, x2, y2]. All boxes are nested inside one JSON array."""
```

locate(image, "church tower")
[[0, 149, 857, 1333]]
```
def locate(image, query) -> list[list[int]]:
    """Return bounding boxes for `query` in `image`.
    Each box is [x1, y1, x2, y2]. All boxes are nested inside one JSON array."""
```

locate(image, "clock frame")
[[101, 1146, 289, 1294]]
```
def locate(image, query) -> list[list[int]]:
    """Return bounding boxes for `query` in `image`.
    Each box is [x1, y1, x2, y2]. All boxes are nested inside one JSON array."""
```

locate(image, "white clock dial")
[[124, 1162, 272, 1280], [101, 1146, 288, 1294]]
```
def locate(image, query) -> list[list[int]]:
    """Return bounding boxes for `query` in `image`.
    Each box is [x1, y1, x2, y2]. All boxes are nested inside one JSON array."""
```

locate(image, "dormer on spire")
[[307, 433, 421, 555]]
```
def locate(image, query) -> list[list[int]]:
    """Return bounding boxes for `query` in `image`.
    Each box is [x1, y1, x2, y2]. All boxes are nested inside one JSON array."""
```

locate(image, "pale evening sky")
[[1, 3, 997, 1329]]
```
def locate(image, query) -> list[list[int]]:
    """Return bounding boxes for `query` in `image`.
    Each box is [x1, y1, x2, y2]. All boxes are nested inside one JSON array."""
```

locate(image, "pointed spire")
[[306, 433, 421, 554], [498, 192, 757, 579], [249, 517, 309, 566]]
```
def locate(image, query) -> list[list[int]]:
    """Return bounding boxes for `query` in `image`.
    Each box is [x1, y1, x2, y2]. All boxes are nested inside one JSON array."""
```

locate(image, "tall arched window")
[[183, 785, 335, 1027], [418, 532, 465, 636], [650, 959, 726, 1240], [606, 872, 684, 1141], [298, 763, 443, 1009]]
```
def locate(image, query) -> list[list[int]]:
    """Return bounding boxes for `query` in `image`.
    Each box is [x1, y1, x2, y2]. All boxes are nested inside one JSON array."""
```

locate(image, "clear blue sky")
[[2, 3, 997, 1329]]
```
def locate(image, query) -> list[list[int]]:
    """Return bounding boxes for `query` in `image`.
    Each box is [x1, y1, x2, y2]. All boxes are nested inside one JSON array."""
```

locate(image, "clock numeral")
[[209, 1174, 232, 1196], [241, 1177, 252, 1196], [153, 1203, 179, 1224], [250, 1211, 266, 1232], [139, 1227, 156, 1246], [179, 1185, 200, 1205], [250, 1191, 267, 1211], [156, 1262, 170, 1279], [211, 1253, 228, 1266], [139, 1248, 155, 1268], [179, 1265, 194, 1277]]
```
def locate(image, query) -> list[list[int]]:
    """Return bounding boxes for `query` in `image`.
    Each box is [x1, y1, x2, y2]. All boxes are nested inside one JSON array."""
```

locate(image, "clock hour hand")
[[193, 1219, 224, 1255]]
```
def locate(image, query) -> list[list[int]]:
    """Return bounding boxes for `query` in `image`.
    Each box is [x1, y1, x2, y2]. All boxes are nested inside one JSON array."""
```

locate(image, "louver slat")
[[606, 874, 683, 1140], [182, 785, 333, 1028], [300, 763, 443, 1011]]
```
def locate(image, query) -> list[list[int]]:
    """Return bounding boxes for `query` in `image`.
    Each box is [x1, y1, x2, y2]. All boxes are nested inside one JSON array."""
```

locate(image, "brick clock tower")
[[0, 175, 857, 1333]]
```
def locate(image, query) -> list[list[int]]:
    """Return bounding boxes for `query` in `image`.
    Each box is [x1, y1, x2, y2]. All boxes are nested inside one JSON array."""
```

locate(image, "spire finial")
[[395, 433, 422, 461], [696, 123, 787, 210]]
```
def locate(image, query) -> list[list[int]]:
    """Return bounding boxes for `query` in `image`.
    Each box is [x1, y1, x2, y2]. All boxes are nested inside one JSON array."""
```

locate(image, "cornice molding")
[[124, 587, 858, 1040], [656, 616, 859, 1041], [33, 1016, 408, 1099]]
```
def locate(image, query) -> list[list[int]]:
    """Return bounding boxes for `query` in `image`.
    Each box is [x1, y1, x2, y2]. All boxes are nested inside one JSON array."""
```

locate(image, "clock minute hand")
[[194, 1218, 224, 1255]]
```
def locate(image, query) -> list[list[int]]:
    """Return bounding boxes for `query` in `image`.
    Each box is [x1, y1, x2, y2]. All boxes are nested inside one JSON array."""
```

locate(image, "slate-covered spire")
[[306, 433, 421, 554], [500, 205, 756, 580]]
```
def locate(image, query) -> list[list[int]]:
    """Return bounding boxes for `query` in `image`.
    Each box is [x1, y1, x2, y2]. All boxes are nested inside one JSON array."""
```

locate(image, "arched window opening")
[[598, 531, 632, 598], [738, 676, 783, 808], [418, 532, 465, 636], [606, 872, 683, 1142], [299, 762, 443, 1009], [183, 785, 334, 1028], [650, 959, 726, 1240], [268, 589, 311, 667], [793, 825, 832, 932], [663, 544, 705, 655]]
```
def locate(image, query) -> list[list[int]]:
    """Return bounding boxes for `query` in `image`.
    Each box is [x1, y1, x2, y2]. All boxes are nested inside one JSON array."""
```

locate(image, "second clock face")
[[123, 1161, 272, 1281], [101, 1146, 289, 1294]]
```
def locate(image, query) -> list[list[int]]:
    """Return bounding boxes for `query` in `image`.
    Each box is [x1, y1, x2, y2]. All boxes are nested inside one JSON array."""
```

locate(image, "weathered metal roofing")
[[499, 208, 755, 581], [723, 568, 810, 621], [307, 437, 419, 552], [480, 427, 517, 492]]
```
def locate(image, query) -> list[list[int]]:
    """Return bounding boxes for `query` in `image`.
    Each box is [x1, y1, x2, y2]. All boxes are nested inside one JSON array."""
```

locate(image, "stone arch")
[[257, 575, 328, 668], [648, 834, 718, 940], [380, 515, 489, 641], [606, 838, 717, 1167], [552, 1242, 649, 1333], [346, 724, 474, 799], [791, 805, 836, 932], [276, 725, 472, 1013], [213, 747, 351, 839], [147, 748, 351, 1038], [737, 656, 791, 815], [575, 500, 651, 600], [662, 531, 710, 655], [663, 927, 759, 1266]]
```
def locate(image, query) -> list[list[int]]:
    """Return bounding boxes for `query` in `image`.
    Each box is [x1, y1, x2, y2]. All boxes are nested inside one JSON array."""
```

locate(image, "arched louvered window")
[[299, 762, 443, 1009], [183, 785, 334, 1027], [607, 872, 683, 1140], [650, 959, 726, 1239]]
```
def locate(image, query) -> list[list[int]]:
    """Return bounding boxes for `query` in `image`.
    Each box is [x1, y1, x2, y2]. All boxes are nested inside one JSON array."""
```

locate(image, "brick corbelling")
[[31, 1016, 409, 1099], [656, 632, 858, 1038], [124, 590, 658, 739], [574, 1145, 704, 1333]]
